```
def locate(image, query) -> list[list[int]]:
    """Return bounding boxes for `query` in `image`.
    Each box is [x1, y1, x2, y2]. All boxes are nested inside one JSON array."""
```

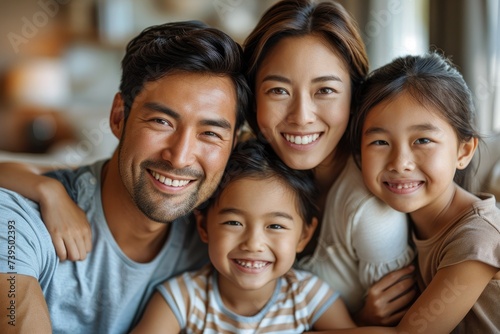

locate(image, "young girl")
[[131, 139, 356, 333], [343, 52, 500, 333]]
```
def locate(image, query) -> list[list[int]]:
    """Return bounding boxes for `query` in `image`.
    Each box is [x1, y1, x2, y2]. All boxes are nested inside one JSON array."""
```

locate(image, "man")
[[0, 21, 250, 333]]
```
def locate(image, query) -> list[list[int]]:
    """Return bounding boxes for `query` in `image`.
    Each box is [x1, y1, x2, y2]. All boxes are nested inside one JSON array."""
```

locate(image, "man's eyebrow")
[[144, 102, 179, 120], [144, 101, 232, 130]]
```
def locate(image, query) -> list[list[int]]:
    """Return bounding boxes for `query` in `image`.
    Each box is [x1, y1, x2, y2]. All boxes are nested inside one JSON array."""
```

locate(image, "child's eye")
[[371, 140, 388, 146], [268, 224, 285, 230], [415, 138, 431, 144], [223, 221, 242, 226]]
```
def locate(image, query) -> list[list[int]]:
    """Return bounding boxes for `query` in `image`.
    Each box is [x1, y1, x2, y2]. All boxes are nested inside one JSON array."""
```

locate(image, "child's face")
[[255, 35, 352, 170], [197, 177, 315, 293], [360, 92, 472, 215]]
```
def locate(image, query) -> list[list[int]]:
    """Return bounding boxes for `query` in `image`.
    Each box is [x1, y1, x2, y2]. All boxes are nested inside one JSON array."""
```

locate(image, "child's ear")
[[296, 217, 318, 253], [195, 210, 209, 244], [457, 137, 478, 170]]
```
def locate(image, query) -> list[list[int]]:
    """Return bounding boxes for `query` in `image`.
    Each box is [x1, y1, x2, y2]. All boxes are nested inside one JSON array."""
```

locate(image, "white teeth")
[[235, 260, 268, 269], [390, 182, 420, 189], [284, 133, 320, 145], [151, 171, 189, 187]]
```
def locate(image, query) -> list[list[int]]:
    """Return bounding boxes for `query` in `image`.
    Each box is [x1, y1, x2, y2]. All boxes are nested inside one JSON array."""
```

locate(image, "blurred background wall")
[[0, 0, 498, 164]]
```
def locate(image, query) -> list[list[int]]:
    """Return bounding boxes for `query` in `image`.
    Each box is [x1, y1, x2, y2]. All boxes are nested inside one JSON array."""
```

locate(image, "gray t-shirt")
[[0, 160, 209, 333]]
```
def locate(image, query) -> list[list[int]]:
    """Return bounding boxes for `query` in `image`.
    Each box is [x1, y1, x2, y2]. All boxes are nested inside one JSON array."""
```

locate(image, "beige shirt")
[[298, 157, 415, 313], [414, 194, 500, 333]]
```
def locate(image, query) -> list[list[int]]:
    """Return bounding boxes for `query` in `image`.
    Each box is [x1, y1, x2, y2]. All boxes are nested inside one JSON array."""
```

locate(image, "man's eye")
[[153, 119, 169, 126], [203, 131, 222, 139]]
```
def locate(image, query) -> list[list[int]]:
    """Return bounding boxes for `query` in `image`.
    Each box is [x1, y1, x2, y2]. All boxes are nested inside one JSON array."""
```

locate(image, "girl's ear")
[[457, 137, 478, 170], [195, 210, 209, 244], [110, 93, 125, 139], [296, 217, 318, 253]]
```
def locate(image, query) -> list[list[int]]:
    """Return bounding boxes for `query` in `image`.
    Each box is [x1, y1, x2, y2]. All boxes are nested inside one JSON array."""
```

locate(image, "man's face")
[[117, 72, 237, 222]]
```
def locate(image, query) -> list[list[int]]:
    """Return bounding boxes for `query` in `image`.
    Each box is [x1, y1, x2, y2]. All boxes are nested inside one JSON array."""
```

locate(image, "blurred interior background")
[[0, 0, 498, 167]]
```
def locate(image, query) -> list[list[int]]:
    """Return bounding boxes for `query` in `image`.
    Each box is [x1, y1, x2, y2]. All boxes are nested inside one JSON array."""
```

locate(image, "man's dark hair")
[[119, 20, 250, 131]]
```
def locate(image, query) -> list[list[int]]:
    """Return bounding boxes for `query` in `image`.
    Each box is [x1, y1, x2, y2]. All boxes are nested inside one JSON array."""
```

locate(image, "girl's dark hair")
[[119, 20, 250, 131], [198, 138, 319, 226], [243, 0, 369, 153], [350, 52, 480, 189]]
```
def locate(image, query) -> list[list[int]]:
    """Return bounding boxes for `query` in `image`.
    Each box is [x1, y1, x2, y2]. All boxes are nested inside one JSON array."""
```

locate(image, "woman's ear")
[[195, 210, 209, 243], [110, 93, 125, 139], [296, 217, 318, 253], [457, 137, 478, 170]]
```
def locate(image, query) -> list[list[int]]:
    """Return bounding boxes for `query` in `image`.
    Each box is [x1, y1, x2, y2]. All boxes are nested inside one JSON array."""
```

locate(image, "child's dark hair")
[[198, 138, 319, 226], [119, 20, 250, 131], [350, 52, 480, 189]]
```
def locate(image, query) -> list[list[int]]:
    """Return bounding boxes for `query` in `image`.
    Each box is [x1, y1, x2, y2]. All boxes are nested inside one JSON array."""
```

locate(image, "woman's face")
[[255, 35, 352, 170]]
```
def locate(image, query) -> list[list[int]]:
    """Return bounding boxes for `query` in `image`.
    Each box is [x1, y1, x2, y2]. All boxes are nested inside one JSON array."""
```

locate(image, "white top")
[[298, 157, 415, 313]]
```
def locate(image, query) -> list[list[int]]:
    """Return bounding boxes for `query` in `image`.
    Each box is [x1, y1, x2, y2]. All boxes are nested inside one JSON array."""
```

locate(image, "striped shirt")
[[157, 265, 339, 333]]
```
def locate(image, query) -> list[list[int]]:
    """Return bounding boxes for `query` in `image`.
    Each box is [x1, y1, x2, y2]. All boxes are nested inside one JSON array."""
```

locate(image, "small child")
[[343, 52, 500, 333], [131, 139, 356, 333]]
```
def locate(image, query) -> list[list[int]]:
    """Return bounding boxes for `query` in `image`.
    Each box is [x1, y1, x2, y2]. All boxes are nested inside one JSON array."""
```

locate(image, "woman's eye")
[[317, 87, 334, 94], [267, 87, 288, 95]]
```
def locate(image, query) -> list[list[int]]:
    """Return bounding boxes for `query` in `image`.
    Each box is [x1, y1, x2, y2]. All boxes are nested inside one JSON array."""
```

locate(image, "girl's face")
[[197, 177, 315, 298], [360, 92, 473, 216], [255, 35, 352, 170]]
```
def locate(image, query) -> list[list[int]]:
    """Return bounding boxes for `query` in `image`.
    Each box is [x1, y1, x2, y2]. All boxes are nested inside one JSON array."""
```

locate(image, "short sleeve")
[[156, 277, 188, 328], [351, 196, 415, 288], [0, 189, 58, 287], [439, 219, 500, 270]]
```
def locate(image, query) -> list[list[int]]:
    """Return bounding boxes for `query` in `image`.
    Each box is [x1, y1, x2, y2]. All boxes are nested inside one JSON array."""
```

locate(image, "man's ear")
[[195, 210, 209, 243], [110, 93, 126, 139], [296, 217, 318, 253], [457, 137, 478, 170]]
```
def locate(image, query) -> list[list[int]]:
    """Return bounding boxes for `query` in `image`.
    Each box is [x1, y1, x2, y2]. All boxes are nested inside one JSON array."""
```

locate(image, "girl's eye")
[[268, 224, 285, 230], [371, 140, 388, 146], [224, 221, 242, 226], [267, 87, 288, 95], [415, 138, 431, 144]]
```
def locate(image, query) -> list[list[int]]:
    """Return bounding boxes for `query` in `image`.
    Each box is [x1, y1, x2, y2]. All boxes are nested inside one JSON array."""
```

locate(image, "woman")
[[242, 0, 416, 325]]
